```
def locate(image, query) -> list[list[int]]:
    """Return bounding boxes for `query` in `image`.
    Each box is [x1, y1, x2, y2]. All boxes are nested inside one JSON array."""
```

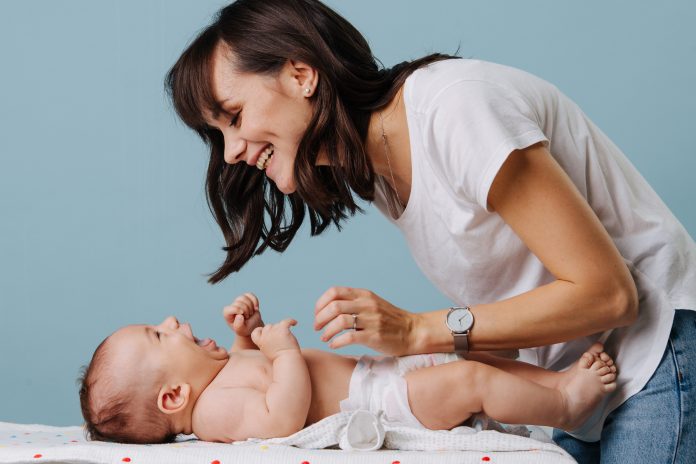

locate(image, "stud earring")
[[304, 87, 311, 95]]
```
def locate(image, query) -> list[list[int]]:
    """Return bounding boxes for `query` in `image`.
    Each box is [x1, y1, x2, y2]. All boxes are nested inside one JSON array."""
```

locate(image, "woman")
[[165, 0, 695, 462]]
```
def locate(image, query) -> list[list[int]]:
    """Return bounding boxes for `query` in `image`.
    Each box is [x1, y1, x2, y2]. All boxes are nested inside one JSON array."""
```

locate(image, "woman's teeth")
[[256, 145, 274, 170]]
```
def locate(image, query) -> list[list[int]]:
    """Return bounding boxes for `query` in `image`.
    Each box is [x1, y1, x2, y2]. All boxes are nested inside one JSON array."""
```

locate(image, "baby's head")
[[78, 316, 229, 443]]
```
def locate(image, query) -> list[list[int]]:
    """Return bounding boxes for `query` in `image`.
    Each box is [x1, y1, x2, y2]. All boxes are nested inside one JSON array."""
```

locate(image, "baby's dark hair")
[[78, 336, 177, 444]]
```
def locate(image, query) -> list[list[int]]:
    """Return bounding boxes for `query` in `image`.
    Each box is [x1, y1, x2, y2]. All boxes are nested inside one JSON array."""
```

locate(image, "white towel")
[[243, 410, 564, 453]]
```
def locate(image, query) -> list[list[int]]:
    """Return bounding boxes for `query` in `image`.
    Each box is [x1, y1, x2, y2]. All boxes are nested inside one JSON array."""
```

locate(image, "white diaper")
[[339, 353, 462, 428]]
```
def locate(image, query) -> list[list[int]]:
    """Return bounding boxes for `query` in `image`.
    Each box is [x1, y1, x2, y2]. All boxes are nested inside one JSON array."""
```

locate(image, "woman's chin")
[[276, 181, 296, 195], [265, 153, 297, 194], [268, 171, 296, 194]]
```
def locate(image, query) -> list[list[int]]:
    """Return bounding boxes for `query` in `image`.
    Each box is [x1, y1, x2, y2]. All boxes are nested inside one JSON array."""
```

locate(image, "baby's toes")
[[580, 352, 595, 369], [590, 359, 607, 372], [597, 365, 611, 376], [588, 343, 605, 356], [599, 352, 614, 364], [601, 372, 616, 383], [603, 381, 617, 393]]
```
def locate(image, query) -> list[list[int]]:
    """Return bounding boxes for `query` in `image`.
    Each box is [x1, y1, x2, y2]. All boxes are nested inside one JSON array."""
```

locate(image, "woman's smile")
[[256, 144, 274, 170]]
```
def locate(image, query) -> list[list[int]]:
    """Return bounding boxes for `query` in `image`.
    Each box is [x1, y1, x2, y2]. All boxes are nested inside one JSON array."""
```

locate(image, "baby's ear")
[[157, 383, 191, 415]]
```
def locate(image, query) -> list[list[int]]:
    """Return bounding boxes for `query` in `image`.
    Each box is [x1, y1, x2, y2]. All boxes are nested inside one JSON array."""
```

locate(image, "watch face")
[[447, 308, 473, 333]]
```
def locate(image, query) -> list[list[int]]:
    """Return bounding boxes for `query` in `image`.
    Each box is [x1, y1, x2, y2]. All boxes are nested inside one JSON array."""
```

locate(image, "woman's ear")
[[157, 383, 192, 415], [285, 60, 319, 98]]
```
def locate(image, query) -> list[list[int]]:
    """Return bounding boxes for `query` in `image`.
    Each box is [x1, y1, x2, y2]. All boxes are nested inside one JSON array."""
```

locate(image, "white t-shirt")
[[372, 59, 696, 441]]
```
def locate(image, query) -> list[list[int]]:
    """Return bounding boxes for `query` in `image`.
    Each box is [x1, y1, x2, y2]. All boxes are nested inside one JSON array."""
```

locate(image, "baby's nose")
[[161, 316, 180, 329]]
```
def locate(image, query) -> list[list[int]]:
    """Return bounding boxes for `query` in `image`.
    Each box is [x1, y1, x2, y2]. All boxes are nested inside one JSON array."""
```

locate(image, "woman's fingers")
[[314, 287, 417, 355], [314, 299, 354, 330], [328, 327, 368, 350], [314, 286, 361, 315], [320, 313, 359, 342]]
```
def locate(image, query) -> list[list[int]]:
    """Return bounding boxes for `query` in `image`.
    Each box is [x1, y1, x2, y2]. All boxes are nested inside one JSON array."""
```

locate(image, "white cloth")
[[373, 58, 696, 441], [247, 410, 561, 453], [339, 353, 461, 428]]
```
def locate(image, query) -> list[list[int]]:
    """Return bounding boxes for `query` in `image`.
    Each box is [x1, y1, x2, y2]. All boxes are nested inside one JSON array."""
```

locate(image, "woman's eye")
[[155, 331, 161, 339], [229, 112, 240, 127]]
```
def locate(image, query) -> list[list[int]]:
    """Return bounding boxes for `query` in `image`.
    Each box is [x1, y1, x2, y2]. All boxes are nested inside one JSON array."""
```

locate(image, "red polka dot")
[[482, 457, 491, 462], [211, 461, 221, 464], [122, 458, 131, 463], [301, 461, 310, 464], [33, 455, 42, 459], [393, 461, 401, 464]]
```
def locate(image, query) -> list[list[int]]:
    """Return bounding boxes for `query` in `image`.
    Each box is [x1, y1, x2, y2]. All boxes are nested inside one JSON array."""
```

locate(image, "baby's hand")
[[223, 293, 264, 337], [250, 319, 301, 360]]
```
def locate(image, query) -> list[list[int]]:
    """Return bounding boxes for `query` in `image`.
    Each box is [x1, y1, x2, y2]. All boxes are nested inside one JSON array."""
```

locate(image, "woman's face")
[[206, 45, 318, 194]]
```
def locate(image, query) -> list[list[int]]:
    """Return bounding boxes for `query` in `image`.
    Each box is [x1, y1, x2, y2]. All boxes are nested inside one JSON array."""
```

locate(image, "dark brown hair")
[[78, 338, 176, 444], [165, 0, 458, 283]]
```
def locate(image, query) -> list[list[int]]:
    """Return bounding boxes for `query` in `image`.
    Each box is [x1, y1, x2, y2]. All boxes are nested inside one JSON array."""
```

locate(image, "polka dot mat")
[[0, 422, 569, 463]]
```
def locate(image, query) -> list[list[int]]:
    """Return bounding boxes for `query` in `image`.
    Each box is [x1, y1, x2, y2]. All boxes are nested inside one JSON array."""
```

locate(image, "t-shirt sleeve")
[[423, 80, 549, 211]]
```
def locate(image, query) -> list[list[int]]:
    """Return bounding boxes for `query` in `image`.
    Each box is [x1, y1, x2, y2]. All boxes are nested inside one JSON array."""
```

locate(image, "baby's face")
[[107, 316, 229, 385]]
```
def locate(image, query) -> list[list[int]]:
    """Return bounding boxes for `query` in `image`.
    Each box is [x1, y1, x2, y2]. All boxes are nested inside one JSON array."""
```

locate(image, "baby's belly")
[[301, 349, 357, 425]]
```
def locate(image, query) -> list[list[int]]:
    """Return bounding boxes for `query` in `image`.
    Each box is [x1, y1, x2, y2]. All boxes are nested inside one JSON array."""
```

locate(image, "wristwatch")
[[446, 306, 474, 353]]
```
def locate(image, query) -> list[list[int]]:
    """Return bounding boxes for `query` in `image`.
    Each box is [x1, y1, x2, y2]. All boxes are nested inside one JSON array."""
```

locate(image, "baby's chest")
[[222, 353, 273, 391]]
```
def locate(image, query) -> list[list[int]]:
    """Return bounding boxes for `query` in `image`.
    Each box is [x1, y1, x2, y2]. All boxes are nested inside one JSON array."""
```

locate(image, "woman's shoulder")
[[405, 59, 556, 113]]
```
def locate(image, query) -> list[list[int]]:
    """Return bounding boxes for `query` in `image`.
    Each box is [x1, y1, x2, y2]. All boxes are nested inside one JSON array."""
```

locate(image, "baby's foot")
[[557, 343, 617, 431]]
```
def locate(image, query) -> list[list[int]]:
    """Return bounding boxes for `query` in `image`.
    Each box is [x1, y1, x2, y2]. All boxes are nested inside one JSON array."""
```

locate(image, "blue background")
[[1, 1, 694, 426]]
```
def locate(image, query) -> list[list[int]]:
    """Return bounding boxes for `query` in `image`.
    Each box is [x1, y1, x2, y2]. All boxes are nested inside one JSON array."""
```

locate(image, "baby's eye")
[[155, 330, 161, 339]]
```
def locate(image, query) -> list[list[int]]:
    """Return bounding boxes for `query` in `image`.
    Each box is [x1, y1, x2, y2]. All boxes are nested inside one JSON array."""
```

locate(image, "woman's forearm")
[[412, 278, 637, 353]]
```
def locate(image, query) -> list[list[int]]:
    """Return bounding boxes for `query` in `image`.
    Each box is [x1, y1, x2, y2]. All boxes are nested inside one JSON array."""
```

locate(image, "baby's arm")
[[223, 293, 264, 352], [248, 320, 311, 437], [202, 319, 311, 441]]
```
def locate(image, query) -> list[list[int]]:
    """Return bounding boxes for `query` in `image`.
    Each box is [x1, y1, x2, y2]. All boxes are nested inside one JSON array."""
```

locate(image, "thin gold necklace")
[[379, 111, 405, 210]]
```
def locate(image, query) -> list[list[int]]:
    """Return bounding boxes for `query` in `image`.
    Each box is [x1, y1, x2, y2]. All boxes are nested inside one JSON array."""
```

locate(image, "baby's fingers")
[[223, 303, 245, 321], [235, 293, 258, 312], [232, 314, 245, 331], [278, 318, 298, 330], [250, 326, 263, 344], [243, 292, 260, 310]]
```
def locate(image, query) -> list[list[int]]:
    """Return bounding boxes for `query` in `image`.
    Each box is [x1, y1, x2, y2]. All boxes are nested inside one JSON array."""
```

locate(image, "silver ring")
[[351, 313, 358, 331]]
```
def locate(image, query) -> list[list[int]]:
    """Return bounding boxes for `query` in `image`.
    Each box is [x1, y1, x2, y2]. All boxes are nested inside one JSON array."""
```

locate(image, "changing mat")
[[0, 411, 575, 463]]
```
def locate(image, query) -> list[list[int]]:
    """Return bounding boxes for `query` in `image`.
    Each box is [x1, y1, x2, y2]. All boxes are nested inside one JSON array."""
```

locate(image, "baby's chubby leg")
[[405, 345, 617, 431]]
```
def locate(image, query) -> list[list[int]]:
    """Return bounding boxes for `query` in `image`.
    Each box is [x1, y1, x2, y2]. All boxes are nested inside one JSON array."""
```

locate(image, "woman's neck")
[[366, 86, 412, 208]]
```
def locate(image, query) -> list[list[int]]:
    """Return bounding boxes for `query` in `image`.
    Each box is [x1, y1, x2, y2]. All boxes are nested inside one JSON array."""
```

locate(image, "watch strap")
[[453, 331, 470, 353]]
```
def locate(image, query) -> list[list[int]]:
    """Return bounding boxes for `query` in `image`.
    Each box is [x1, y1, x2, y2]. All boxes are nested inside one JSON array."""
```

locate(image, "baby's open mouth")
[[194, 336, 218, 350], [256, 144, 274, 170]]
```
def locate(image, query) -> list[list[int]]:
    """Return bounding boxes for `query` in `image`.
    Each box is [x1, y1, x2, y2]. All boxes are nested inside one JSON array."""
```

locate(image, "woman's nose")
[[223, 135, 246, 164]]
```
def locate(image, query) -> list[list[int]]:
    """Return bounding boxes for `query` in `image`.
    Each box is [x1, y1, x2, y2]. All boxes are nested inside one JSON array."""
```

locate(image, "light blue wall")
[[1, 1, 693, 425]]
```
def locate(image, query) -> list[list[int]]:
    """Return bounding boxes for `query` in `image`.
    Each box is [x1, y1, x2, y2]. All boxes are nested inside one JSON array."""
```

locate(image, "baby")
[[79, 293, 617, 444]]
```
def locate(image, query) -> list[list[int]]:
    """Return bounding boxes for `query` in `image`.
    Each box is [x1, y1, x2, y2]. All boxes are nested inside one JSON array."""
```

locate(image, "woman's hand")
[[223, 292, 264, 337], [314, 286, 419, 355]]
